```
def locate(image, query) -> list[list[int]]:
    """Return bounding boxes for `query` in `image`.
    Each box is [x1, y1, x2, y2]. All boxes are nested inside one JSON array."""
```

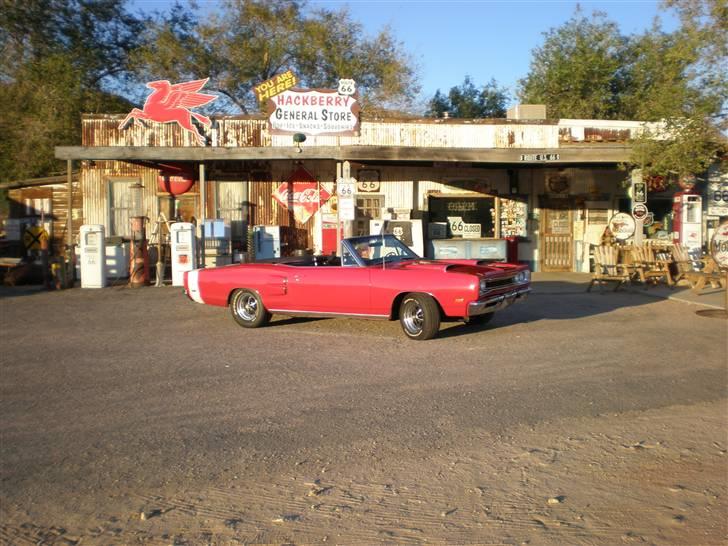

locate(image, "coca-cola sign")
[[272, 167, 332, 224]]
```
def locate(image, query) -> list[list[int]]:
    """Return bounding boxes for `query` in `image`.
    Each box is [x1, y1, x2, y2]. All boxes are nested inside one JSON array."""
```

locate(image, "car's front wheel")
[[399, 293, 440, 340], [230, 289, 271, 328]]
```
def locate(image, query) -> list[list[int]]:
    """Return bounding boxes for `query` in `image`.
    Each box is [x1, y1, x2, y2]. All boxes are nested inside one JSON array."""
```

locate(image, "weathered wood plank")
[[55, 145, 631, 163]]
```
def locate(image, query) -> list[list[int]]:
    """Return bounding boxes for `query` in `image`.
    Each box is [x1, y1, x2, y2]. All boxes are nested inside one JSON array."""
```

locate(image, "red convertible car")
[[184, 234, 530, 340]]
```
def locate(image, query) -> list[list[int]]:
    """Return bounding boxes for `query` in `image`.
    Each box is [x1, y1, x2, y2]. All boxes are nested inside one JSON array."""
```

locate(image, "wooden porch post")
[[199, 162, 206, 268], [66, 159, 74, 283]]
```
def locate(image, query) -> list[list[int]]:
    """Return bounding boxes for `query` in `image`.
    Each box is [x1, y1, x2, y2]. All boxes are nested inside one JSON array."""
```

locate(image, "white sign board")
[[447, 216, 481, 238], [707, 180, 728, 217], [267, 88, 360, 136], [608, 212, 636, 241], [710, 221, 728, 269]]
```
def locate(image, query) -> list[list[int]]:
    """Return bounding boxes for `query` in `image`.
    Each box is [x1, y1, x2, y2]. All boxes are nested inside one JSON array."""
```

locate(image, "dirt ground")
[[0, 276, 726, 545]]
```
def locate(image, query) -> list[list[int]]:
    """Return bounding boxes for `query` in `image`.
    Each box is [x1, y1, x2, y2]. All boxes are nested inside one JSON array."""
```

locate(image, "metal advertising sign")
[[707, 179, 728, 217], [711, 221, 728, 269], [632, 203, 649, 220], [272, 167, 332, 224], [337, 178, 356, 221], [253, 70, 297, 104], [119, 78, 217, 145], [608, 212, 636, 241], [633, 181, 647, 204], [266, 83, 360, 136]]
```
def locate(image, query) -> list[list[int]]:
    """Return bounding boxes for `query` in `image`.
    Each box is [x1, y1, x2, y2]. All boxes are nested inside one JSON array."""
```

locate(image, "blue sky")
[[129, 0, 677, 106]]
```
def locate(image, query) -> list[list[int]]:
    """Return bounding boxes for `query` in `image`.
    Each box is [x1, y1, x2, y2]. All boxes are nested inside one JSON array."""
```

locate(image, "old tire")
[[399, 293, 440, 340], [230, 289, 271, 328], [468, 312, 495, 326]]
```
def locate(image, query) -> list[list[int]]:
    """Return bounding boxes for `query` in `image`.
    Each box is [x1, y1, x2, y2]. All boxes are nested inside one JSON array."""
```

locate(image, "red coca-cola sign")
[[273, 166, 332, 224]]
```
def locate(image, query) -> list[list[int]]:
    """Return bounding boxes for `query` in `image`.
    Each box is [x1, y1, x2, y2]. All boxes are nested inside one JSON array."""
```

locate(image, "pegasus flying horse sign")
[[119, 78, 218, 145]]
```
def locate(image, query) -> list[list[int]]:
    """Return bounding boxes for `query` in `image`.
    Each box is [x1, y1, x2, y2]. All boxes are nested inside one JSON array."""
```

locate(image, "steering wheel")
[[384, 251, 397, 258]]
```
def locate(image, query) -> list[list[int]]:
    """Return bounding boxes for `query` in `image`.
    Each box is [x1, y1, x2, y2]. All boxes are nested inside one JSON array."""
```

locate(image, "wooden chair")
[[588, 245, 631, 292], [669, 245, 725, 293], [629, 245, 673, 287], [671, 244, 695, 286]]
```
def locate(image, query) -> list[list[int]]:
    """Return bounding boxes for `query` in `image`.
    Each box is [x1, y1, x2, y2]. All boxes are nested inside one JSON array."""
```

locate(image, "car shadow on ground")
[[434, 279, 670, 339]]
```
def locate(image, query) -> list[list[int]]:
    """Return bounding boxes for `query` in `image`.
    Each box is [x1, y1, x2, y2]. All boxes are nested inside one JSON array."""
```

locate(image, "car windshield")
[[350, 234, 419, 265]]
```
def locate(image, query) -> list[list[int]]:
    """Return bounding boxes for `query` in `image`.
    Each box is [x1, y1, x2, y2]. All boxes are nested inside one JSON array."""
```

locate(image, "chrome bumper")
[[468, 286, 531, 316]]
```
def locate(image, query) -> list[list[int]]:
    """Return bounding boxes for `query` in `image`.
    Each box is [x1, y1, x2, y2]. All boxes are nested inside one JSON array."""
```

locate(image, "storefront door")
[[541, 200, 573, 271]]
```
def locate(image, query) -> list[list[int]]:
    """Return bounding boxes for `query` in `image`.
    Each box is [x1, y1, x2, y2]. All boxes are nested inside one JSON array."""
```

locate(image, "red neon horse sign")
[[119, 78, 218, 144]]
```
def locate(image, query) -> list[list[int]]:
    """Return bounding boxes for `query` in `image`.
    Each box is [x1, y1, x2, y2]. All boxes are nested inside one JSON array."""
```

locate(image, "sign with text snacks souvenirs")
[[608, 212, 636, 241], [266, 85, 360, 136], [272, 167, 332, 224], [254, 70, 297, 103]]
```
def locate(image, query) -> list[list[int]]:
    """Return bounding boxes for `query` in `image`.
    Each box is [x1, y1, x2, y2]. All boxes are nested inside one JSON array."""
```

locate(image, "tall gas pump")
[[672, 190, 703, 250], [128, 182, 149, 287]]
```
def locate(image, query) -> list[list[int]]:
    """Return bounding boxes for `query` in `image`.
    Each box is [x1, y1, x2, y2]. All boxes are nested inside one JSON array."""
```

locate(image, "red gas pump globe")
[[158, 167, 196, 196]]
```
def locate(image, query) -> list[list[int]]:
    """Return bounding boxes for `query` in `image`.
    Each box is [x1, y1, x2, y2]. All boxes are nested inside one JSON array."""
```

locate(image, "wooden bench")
[[684, 255, 726, 293], [628, 245, 673, 287], [588, 245, 631, 292]]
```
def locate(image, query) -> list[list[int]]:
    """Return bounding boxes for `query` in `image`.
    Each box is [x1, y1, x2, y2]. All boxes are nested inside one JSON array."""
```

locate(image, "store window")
[[428, 195, 496, 238], [108, 179, 136, 237], [355, 194, 384, 236], [216, 181, 246, 241]]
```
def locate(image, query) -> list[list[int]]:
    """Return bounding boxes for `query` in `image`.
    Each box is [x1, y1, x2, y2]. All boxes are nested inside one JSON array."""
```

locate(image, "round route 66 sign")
[[711, 220, 728, 269]]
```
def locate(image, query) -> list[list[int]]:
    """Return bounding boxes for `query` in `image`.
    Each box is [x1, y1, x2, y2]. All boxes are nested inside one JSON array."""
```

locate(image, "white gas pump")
[[673, 192, 703, 250], [171, 222, 197, 286], [79, 224, 106, 288]]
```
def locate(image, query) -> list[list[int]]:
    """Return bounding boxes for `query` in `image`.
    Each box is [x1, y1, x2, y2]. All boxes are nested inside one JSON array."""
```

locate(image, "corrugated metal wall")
[[81, 161, 159, 234], [83, 115, 640, 149], [8, 181, 83, 254]]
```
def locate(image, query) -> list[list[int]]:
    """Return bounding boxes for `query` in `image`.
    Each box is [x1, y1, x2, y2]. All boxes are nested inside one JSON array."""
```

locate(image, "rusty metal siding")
[[83, 115, 643, 149], [81, 161, 159, 234], [249, 160, 336, 254], [216, 118, 269, 147], [8, 182, 83, 254]]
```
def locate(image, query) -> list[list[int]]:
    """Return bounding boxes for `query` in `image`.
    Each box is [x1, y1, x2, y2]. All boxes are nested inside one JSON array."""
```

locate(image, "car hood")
[[385, 259, 525, 277]]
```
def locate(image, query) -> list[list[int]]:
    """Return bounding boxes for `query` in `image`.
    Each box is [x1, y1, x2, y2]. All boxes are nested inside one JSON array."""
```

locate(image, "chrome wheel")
[[402, 299, 425, 336], [399, 294, 440, 340], [230, 289, 270, 328], [236, 293, 259, 321]]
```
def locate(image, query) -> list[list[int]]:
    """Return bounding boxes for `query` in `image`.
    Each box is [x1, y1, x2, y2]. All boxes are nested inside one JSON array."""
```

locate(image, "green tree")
[[625, 1, 727, 179], [425, 76, 509, 118], [132, 0, 418, 114], [518, 3, 726, 180], [518, 9, 627, 119], [0, 0, 144, 182]]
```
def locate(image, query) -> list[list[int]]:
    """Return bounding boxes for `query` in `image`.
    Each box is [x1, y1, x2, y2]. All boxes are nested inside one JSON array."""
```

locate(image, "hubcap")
[[236, 293, 258, 321], [402, 300, 424, 335]]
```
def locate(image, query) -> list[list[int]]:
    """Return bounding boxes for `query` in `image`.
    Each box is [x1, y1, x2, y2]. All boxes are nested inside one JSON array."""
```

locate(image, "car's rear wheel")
[[230, 289, 270, 328], [399, 293, 440, 340], [468, 312, 495, 326]]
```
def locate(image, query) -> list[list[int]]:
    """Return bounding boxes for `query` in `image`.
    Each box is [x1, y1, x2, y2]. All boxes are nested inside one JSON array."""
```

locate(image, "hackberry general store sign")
[[266, 81, 360, 136]]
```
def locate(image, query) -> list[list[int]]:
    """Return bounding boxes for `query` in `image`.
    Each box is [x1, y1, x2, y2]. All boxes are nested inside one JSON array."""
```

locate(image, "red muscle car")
[[184, 234, 530, 340]]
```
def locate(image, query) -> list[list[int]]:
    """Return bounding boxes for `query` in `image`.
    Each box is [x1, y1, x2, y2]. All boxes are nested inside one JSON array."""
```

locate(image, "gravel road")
[[1, 277, 726, 544]]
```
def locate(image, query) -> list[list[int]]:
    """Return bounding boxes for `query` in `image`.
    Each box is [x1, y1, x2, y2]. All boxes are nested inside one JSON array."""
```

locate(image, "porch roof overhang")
[[55, 144, 632, 165]]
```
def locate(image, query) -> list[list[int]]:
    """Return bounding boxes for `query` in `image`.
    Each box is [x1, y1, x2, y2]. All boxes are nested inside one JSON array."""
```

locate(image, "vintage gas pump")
[[170, 222, 196, 286], [128, 182, 150, 287], [79, 224, 106, 288], [672, 190, 703, 250]]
